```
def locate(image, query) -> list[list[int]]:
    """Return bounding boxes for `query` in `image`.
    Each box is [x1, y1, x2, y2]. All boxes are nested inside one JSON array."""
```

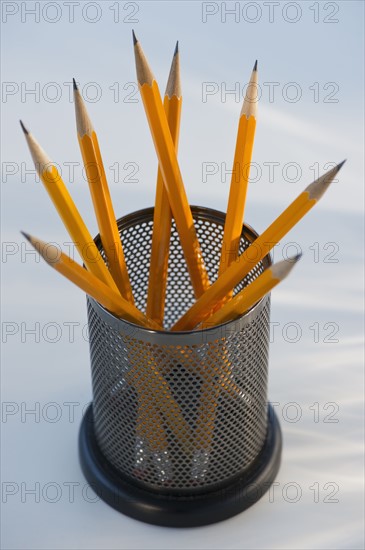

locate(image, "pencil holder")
[[79, 206, 282, 527]]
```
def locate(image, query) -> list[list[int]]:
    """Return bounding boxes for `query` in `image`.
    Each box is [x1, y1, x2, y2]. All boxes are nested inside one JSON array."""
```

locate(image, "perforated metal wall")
[[87, 206, 271, 493]]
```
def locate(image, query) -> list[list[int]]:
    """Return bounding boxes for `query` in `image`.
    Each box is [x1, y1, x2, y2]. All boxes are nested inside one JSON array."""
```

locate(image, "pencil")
[[20, 121, 119, 293], [177, 347, 246, 400], [135, 393, 168, 454], [219, 60, 258, 275], [192, 345, 224, 480], [137, 38, 182, 466], [23, 232, 189, 446], [21, 231, 160, 329], [146, 41, 182, 326], [126, 345, 194, 452], [134, 390, 171, 482], [204, 254, 301, 327], [73, 80, 134, 303], [194, 254, 300, 466], [172, 161, 345, 331], [133, 31, 210, 298]]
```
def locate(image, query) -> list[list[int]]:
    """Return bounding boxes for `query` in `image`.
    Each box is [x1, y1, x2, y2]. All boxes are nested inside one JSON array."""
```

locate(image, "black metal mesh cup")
[[79, 206, 282, 527]]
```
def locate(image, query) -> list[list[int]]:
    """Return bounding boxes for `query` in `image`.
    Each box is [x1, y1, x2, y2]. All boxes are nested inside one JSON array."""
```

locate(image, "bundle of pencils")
[[20, 32, 345, 332], [20, 33, 345, 482]]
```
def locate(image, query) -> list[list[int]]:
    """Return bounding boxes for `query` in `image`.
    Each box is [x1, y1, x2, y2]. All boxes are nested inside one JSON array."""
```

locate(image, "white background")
[[1, 1, 364, 548]]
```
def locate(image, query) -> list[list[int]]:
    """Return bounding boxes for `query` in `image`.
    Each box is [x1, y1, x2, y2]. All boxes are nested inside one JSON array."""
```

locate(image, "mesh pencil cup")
[[79, 206, 282, 527]]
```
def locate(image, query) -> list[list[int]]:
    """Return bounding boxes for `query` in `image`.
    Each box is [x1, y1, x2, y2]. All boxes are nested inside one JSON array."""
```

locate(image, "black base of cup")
[[79, 403, 282, 527]]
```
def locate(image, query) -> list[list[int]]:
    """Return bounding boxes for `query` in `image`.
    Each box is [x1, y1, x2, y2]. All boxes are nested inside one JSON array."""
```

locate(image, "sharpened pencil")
[[146, 42, 182, 326], [172, 162, 345, 331], [73, 81, 134, 303], [21, 231, 160, 329], [219, 60, 258, 276], [204, 254, 301, 327], [20, 121, 119, 293], [133, 32, 210, 298]]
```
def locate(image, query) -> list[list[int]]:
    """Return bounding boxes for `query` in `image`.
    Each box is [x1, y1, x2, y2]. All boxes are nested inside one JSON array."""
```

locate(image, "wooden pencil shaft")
[[195, 259, 297, 453], [208, 253, 300, 326], [59, 256, 154, 326], [172, 182, 328, 331], [133, 38, 209, 297], [195, 379, 220, 448], [195, 343, 238, 455], [177, 347, 243, 400], [92, 133, 114, 206], [135, 391, 168, 452], [214, 65, 258, 315], [219, 115, 256, 273], [23, 131, 118, 292], [127, 352, 193, 452], [26, 234, 158, 329], [78, 134, 134, 302], [137, 50, 182, 452], [74, 85, 134, 302], [219, 64, 258, 274], [146, 94, 182, 324], [139, 80, 210, 297], [204, 270, 277, 327]]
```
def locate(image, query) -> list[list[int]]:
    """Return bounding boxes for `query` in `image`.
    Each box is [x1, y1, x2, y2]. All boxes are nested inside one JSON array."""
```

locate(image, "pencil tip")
[[294, 252, 302, 262], [21, 230, 31, 242], [132, 29, 138, 45], [253, 60, 258, 71], [19, 120, 29, 135], [73, 78, 78, 91], [174, 40, 179, 56], [306, 160, 345, 201]]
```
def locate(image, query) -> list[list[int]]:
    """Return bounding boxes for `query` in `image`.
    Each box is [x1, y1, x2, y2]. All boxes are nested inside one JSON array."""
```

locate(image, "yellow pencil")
[[204, 254, 301, 327], [175, 347, 246, 400], [134, 387, 171, 482], [135, 393, 168, 454], [219, 60, 258, 275], [135, 38, 182, 464], [192, 345, 224, 480], [24, 230, 193, 448], [133, 31, 210, 298], [73, 80, 134, 303], [126, 345, 193, 452], [195, 255, 300, 467], [20, 121, 119, 292], [146, 42, 182, 325], [172, 162, 345, 331], [21, 232, 160, 329]]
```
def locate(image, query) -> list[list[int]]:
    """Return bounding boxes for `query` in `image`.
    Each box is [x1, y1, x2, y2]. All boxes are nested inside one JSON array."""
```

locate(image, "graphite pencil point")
[[20, 230, 31, 241], [19, 120, 29, 135]]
